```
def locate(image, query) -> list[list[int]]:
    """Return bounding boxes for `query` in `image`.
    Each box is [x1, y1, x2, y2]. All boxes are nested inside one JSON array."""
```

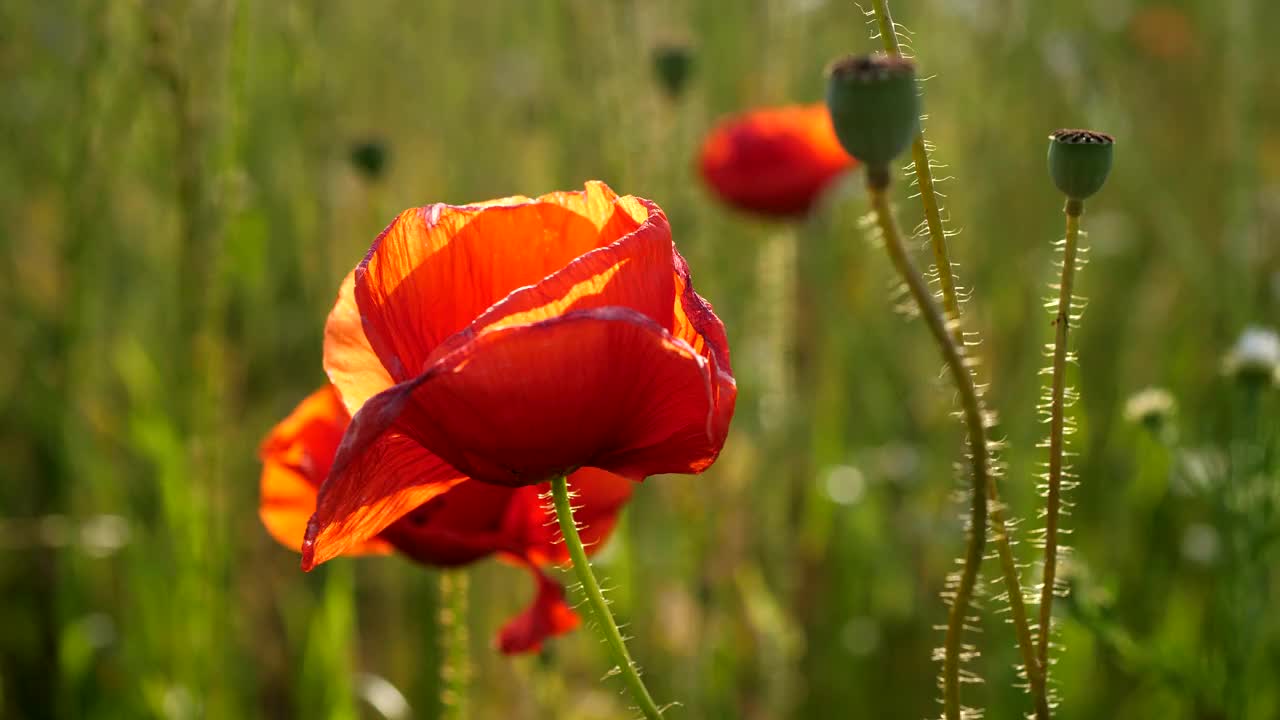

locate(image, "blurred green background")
[[2, 1, 1278, 718]]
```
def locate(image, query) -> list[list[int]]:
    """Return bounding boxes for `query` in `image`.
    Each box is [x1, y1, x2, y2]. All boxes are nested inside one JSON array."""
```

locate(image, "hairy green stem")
[[438, 571, 470, 720], [550, 475, 664, 720], [1039, 202, 1082, 675], [991, 489, 1051, 720], [869, 185, 987, 720], [869, 3, 1048, 714], [869, 0, 962, 339]]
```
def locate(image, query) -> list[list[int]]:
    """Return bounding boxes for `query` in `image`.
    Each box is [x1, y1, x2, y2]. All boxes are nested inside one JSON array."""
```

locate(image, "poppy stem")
[[868, 184, 987, 720], [438, 571, 470, 720], [869, 0, 963, 340], [1038, 201, 1084, 685], [869, 3, 1048, 716], [549, 475, 664, 720]]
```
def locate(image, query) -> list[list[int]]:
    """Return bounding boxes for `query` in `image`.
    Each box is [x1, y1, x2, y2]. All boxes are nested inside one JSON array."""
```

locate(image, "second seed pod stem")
[[828, 48, 1050, 720], [869, 183, 988, 720], [1039, 128, 1114, 686]]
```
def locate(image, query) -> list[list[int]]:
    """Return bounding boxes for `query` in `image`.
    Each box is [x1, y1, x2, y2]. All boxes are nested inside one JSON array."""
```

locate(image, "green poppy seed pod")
[[1047, 129, 1114, 202], [652, 44, 694, 99], [825, 54, 920, 185]]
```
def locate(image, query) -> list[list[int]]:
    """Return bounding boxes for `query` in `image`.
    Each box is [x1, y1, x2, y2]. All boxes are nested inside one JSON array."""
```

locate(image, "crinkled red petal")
[[301, 419, 466, 570], [354, 182, 646, 383], [386, 307, 724, 487], [495, 560, 581, 655]]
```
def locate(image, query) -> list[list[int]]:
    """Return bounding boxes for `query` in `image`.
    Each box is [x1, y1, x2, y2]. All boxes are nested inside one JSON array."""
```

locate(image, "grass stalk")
[[438, 572, 471, 720]]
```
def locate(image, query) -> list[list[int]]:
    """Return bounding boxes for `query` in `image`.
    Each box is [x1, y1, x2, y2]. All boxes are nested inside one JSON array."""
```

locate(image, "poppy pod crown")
[[308, 181, 737, 569], [825, 54, 919, 180], [1047, 129, 1115, 203]]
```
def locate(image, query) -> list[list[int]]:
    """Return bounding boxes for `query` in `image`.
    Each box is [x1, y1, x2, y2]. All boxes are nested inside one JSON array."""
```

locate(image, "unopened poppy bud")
[[1047, 129, 1114, 204], [824, 54, 919, 186], [349, 139, 389, 181], [652, 44, 694, 99]]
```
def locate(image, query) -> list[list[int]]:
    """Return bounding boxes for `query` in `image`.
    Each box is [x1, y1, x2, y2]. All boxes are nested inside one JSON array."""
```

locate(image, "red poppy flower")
[[307, 181, 736, 572], [698, 103, 858, 218], [260, 384, 634, 653]]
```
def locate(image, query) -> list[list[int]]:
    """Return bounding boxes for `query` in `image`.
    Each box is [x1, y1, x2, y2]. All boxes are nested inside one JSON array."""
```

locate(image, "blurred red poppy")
[[307, 181, 736, 571], [260, 384, 634, 653], [698, 103, 858, 218]]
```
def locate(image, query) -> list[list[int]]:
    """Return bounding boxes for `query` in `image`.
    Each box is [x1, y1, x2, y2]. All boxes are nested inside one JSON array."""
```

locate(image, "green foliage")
[[0, 1, 1277, 719]]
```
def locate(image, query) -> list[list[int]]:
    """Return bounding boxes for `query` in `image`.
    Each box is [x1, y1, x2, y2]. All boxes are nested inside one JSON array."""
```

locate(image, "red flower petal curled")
[[378, 479, 520, 567], [671, 250, 736, 445], [311, 306, 721, 505], [302, 430, 466, 570], [259, 386, 391, 556], [354, 182, 646, 384], [432, 196, 676, 355], [324, 271, 396, 414], [496, 562, 581, 655]]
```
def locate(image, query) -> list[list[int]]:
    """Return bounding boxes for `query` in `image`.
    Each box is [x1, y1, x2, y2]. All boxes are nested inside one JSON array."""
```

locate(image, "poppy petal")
[[495, 562, 580, 654], [259, 387, 393, 556], [387, 307, 725, 487], [670, 249, 737, 444], [261, 463, 345, 555], [324, 271, 396, 414], [302, 410, 466, 570], [430, 197, 675, 360], [354, 182, 647, 383], [377, 479, 521, 566]]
